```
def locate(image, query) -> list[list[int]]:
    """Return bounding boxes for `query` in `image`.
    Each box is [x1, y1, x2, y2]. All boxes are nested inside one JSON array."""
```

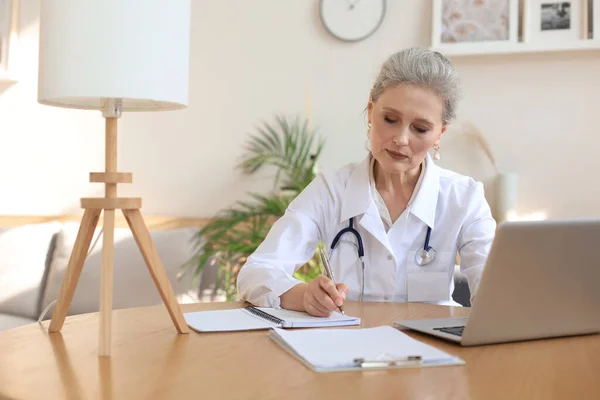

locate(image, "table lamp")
[[37, 0, 191, 356]]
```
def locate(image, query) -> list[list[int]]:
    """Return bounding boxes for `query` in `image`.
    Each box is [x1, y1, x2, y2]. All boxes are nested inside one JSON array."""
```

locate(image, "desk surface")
[[0, 301, 598, 400]]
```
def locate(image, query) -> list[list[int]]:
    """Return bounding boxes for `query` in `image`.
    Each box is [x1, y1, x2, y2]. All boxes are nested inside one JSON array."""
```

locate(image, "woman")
[[236, 48, 496, 316]]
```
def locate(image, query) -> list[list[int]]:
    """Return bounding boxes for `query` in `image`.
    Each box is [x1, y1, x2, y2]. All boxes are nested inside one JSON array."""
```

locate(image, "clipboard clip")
[[353, 355, 422, 369]]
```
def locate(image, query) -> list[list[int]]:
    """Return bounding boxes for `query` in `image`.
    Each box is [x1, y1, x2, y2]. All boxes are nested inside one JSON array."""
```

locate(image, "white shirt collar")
[[341, 153, 440, 229]]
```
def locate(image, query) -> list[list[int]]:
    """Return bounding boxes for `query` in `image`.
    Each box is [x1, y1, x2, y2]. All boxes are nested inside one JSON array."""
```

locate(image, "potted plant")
[[185, 115, 325, 300]]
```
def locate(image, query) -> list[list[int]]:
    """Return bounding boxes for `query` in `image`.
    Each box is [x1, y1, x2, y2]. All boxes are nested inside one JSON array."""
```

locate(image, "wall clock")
[[319, 0, 386, 42]]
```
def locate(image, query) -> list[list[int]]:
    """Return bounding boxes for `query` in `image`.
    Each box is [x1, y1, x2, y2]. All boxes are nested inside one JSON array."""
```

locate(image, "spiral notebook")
[[183, 306, 361, 332]]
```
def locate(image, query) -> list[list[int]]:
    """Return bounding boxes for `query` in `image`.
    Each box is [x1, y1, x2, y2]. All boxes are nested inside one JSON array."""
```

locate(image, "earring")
[[433, 144, 441, 161]]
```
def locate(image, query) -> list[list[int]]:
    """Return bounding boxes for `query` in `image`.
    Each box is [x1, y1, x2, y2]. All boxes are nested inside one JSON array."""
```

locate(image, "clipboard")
[[269, 326, 465, 373]]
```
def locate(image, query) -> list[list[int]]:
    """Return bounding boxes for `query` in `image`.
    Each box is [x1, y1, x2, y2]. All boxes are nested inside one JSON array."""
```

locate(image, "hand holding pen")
[[300, 247, 349, 317], [318, 247, 346, 315]]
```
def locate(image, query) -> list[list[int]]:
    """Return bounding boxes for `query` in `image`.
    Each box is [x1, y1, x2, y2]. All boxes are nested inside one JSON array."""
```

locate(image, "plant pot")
[[495, 172, 519, 223]]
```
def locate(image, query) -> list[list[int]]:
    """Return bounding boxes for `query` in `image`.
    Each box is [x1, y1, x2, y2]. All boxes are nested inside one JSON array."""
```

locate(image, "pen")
[[318, 247, 345, 315]]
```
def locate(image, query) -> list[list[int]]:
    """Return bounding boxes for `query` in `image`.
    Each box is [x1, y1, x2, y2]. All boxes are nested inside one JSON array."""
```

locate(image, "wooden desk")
[[0, 301, 598, 400]]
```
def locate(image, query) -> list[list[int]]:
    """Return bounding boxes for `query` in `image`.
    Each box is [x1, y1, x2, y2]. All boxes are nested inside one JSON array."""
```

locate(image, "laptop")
[[394, 218, 600, 346]]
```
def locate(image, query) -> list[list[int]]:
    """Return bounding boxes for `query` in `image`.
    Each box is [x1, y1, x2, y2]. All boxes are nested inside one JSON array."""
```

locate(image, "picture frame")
[[431, 0, 520, 48], [522, 0, 587, 43], [0, 0, 17, 81]]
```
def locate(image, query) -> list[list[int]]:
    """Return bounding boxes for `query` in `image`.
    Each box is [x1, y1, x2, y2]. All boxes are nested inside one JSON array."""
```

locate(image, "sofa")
[[0, 220, 224, 332]]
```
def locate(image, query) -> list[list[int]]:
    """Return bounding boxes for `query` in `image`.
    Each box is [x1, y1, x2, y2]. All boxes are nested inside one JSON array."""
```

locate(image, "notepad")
[[269, 325, 464, 372], [183, 306, 361, 332]]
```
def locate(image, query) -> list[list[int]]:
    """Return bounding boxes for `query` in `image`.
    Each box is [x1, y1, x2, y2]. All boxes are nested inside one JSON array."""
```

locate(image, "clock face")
[[320, 0, 386, 42]]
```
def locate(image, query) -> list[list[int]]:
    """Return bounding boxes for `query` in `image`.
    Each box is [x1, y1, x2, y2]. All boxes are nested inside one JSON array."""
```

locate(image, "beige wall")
[[1, 0, 599, 219]]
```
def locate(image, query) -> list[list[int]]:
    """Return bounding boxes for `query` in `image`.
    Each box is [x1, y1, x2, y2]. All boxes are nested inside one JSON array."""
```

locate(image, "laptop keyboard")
[[434, 326, 465, 337]]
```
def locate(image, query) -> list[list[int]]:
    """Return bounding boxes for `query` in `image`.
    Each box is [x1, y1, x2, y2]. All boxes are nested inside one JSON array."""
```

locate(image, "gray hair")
[[370, 48, 461, 124]]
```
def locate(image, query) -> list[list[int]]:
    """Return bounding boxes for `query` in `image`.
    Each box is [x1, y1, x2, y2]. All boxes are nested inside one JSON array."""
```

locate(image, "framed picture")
[[0, 0, 16, 79], [522, 0, 587, 43], [431, 0, 519, 47]]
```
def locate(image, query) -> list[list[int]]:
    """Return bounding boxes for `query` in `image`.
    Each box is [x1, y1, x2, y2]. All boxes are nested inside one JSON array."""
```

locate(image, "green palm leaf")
[[238, 115, 324, 193]]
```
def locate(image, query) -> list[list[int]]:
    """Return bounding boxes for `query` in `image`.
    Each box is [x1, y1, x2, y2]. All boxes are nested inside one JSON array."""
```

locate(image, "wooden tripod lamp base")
[[48, 115, 189, 357], [37, 0, 193, 357]]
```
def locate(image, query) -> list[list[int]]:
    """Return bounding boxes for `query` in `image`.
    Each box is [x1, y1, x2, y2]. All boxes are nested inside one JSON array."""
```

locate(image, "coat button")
[[387, 255, 393, 261]]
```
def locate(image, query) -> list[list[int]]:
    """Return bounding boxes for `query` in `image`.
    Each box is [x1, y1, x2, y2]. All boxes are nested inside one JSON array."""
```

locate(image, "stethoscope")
[[329, 217, 436, 302]]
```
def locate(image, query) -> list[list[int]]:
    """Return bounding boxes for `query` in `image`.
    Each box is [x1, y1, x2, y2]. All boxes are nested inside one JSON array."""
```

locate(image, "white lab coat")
[[236, 153, 496, 308]]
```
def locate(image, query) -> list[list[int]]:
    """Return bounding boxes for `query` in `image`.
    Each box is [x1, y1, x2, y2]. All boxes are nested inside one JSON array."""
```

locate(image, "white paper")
[[184, 309, 276, 332], [271, 326, 461, 371], [256, 308, 360, 328]]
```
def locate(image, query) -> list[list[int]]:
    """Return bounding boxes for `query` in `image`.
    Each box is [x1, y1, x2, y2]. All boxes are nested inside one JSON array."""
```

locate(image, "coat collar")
[[408, 153, 439, 229], [340, 155, 372, 224], [340, 153, 440, 229]]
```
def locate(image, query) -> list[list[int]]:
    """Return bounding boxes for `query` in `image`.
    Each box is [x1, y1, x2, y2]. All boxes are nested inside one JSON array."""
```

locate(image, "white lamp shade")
[[37, 0, 191, 111]]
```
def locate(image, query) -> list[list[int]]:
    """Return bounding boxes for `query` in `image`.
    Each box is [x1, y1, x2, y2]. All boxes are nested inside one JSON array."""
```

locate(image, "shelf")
[[431, 40, 600, 57]]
